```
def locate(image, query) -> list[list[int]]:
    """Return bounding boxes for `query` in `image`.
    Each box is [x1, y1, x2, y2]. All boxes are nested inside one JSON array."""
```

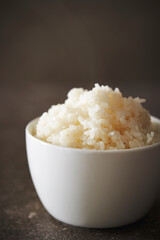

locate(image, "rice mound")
[[36, 84, 155, 150]]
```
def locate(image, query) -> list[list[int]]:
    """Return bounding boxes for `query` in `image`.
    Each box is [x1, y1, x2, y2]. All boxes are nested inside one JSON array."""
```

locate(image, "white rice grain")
[[36, 84, 155, 150]]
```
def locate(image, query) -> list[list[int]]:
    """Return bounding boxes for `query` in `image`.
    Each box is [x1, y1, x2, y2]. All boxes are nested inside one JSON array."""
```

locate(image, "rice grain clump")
[[36, 84, 155, 150]]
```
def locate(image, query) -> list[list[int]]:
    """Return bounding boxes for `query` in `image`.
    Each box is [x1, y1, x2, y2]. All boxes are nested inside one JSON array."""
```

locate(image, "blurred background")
[[1, 0, 160, 119], [0, 0, 160, 238]]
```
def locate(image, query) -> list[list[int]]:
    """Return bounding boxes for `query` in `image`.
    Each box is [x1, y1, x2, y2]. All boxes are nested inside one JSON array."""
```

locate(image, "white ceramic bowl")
[[25, 116, 160, 228]]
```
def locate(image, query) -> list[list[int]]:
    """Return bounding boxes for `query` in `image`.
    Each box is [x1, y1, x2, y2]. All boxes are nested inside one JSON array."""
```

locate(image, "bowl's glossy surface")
[[25, 117, 160, 228]]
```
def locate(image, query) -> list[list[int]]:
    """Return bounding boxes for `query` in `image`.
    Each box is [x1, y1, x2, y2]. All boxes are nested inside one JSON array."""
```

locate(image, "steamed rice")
[[36, 84, 155, 150]]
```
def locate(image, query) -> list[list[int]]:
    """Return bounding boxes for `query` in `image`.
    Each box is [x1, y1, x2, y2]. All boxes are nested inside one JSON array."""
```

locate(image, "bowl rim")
[[25, 116, 160, 154]]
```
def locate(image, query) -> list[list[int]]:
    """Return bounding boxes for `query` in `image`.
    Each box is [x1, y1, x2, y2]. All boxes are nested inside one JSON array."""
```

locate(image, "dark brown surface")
[[0, 1, 160, 239]]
